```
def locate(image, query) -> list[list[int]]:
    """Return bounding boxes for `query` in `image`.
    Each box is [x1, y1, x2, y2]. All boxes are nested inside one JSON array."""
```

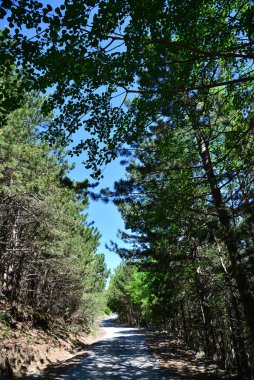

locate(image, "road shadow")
[[21, 341, 169, 379], [21, 317, 169, 380], [145, 332, 238, 380], [20, 317, 233, 380]]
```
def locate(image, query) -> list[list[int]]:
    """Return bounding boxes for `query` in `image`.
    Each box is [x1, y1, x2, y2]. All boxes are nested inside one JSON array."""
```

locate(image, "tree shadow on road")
[[145, 331, 241, 380], [20, 332, 169, 379], [20, 318, 239, 380]]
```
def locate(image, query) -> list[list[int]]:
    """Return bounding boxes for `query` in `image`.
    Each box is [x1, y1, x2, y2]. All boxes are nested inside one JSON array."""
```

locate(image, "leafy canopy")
[[1, 0, 254, 176]]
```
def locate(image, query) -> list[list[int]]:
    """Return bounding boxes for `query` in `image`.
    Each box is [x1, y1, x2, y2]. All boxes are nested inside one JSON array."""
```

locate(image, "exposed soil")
[[0, 323, 106, 379], [0, 302, 106, 379]]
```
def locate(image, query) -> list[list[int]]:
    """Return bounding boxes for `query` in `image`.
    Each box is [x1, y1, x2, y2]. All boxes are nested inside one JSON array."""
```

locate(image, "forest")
[[0, 0, 254, 378], [0, 86, 108, 327]]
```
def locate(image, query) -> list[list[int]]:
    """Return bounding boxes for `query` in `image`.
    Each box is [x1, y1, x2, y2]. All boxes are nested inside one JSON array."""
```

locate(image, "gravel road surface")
[[23, 316, 170, 379]]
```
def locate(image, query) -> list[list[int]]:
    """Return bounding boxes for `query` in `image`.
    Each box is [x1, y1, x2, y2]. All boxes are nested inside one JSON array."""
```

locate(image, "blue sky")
[[69, 153, 126, 273], [1, 1, 130, 273]]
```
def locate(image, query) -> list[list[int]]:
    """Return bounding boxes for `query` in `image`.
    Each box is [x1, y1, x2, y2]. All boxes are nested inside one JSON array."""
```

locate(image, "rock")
[[195, 351, 206, 359], [0, 358, 14, 380]]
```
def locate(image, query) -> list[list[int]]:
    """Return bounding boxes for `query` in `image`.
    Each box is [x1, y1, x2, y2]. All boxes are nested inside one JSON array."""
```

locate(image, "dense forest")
[[107, 96, 254, 376], [0, 76, 108, 330], [1, 0, 254, 378]]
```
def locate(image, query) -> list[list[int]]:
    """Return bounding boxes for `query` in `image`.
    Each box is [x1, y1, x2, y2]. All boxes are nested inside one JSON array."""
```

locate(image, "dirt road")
[[23, 316, 170, 379]]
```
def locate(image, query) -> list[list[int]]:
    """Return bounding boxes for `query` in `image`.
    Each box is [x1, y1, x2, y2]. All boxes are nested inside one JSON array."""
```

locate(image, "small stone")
[[195, 351, 205, 359]]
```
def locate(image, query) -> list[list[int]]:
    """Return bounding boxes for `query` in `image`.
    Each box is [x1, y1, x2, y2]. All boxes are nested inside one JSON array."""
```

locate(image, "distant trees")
[[0, 78, 108, 328], [107, 264, 143, 326]]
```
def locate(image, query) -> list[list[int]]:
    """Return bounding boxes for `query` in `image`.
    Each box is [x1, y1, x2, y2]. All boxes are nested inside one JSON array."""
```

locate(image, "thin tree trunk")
[[193, 125, 254, 344], [220, 255, 251, 375]]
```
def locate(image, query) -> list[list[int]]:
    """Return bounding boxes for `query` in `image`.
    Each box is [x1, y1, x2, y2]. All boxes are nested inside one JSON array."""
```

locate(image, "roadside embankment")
[[0, 303, 106, 379]]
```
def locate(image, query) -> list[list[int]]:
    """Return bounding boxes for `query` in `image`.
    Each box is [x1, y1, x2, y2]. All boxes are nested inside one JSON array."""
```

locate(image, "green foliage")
[[0, 76, 108, 328], [0, 322, 10, 338], [1, 2, 254, 376], [107, 87, 254, 375], [0, 1, 254, 175], [107, 264, 142, 326]]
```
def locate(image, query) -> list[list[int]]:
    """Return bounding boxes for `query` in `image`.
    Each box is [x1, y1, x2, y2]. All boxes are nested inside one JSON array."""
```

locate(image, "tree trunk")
[[193, 124, 254, 345]]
